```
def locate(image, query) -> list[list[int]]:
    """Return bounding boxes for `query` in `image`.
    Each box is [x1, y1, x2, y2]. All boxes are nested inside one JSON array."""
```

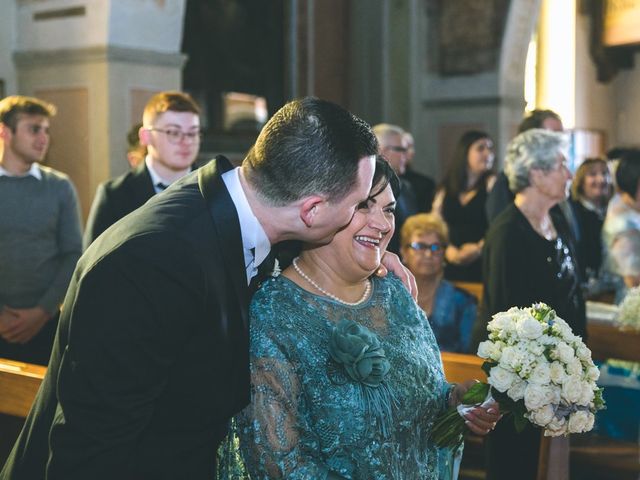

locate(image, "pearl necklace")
[[292, 257, 371, 306]]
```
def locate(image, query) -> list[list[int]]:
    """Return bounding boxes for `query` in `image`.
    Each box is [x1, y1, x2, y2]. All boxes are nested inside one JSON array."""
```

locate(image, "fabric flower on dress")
[[329, 318, 391, 387]]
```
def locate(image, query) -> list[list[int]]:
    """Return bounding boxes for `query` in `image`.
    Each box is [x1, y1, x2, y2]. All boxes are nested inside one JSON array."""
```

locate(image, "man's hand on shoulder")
[[1, 306, 51, 344], [378, 252, 418, 300]]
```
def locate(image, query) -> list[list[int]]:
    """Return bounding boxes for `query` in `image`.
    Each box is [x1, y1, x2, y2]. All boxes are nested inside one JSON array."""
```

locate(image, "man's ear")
[[138, 125, 151, 147], [0, 122, 11, 142], [299, 196, 326, 228]]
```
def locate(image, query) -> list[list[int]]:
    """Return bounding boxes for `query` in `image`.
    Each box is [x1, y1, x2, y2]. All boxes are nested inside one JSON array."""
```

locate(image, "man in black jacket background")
[[83, 91, 201, 249]]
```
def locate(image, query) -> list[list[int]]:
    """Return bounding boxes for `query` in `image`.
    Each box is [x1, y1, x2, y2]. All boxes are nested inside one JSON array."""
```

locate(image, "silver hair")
[[372, 123, 405, 146], [504, 128, 568, 193]]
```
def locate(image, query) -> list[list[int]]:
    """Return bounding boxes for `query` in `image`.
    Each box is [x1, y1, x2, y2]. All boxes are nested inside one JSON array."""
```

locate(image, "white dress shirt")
[[222, 167, 271, 284], [0, 162, 42, 179]]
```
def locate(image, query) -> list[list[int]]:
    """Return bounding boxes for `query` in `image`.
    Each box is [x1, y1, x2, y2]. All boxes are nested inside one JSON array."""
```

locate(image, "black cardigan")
[[472, 203, 586, 350]]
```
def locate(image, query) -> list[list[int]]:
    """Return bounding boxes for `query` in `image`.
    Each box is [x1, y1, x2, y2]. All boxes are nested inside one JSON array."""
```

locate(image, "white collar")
[[0, 162, 42, 180], [145, 156, 181, 191], [221, 166, 271, 269]]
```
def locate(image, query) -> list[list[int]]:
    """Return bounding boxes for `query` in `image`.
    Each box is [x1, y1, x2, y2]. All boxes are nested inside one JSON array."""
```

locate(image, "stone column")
[[13, 0, 186, 219]]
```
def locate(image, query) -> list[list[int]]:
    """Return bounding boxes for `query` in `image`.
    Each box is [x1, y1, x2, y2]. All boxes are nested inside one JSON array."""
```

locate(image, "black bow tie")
[[156, 182, 169, 191]]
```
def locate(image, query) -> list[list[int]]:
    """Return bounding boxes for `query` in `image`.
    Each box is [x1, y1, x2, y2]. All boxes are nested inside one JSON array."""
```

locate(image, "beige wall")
[[35, 87, 91, 217], [15, 48, 184, 221], [0, 1, 17, 96]]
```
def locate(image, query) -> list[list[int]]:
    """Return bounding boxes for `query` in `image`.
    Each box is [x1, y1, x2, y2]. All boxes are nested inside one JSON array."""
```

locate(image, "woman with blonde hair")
[[569, 157, 612, 283], [400, 213, 476, 353]]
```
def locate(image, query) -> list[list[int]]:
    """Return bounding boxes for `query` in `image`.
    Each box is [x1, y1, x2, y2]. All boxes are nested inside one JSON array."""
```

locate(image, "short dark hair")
[[0, 95, 56, 132], [243, 97, 379, 206], [142, 91, 200, 126], [615, 149, 640, 198], [441, 130, 494, 196], [517, 109, 562, 133], [371, 155, 401, 200]]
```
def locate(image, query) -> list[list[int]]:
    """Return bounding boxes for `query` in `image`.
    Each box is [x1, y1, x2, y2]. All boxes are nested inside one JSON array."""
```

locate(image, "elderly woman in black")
[[472, 129, 585, 480]]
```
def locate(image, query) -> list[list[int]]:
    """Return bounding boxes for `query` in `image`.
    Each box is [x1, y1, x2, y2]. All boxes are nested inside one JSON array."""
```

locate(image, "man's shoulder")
[[38, 164, 73, 184], [486, 204, 523, 242], [404, 168, 435, 187], [100, 165, 150, 192]]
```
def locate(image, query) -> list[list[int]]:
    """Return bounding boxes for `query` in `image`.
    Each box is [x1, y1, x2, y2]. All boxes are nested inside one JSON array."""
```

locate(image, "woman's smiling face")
[[329, 183, 396, 278]]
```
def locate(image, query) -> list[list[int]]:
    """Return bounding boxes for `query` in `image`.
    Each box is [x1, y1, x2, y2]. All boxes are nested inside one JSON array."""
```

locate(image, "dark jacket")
[[472, 203, 586, 350], [1, 157, 251, 480], [83, 163, 156, 249]]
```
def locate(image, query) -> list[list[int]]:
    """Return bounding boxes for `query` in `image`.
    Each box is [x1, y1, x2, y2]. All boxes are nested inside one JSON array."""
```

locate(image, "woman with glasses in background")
[[400, 213, 477, 353]]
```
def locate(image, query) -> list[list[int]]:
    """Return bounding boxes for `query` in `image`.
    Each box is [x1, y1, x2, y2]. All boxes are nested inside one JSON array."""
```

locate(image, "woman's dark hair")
[[370, 155, 401, 200], [615, 149, 640, 198], [441, 130, 494, 196]]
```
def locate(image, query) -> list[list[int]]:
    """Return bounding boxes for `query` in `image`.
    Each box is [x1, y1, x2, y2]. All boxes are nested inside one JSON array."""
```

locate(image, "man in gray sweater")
[[0, 95, 82, 365]]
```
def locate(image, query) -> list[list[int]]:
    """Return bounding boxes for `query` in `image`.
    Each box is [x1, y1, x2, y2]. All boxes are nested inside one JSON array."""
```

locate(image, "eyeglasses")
[[386, 145, 408, 153], [407, 241, 444, 255], [147, 127, 202, 145]]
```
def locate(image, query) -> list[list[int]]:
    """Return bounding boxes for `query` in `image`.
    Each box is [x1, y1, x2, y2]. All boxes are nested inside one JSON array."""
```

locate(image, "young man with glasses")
[[83, 91, 201, 249]]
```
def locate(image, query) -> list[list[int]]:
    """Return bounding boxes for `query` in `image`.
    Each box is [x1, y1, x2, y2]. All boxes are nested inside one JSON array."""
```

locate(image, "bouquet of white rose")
[[432, 303, 605, 448], [616, 286, 640, 331]]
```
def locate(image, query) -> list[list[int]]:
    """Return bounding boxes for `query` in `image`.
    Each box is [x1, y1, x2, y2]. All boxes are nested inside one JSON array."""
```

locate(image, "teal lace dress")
[[236, 273, 454, 479]]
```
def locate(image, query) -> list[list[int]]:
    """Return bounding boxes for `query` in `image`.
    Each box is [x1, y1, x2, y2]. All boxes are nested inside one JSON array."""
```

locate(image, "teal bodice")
[[236, 274, 453, 479]]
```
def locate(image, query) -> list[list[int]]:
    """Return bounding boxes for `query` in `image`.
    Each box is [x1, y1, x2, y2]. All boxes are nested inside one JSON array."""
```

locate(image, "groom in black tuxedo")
[[1, 97, 414, 480]]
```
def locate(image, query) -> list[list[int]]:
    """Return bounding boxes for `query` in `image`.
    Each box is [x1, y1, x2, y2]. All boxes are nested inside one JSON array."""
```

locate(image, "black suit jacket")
[[1, 157, 251, 480], [83, 163, 156, 249]]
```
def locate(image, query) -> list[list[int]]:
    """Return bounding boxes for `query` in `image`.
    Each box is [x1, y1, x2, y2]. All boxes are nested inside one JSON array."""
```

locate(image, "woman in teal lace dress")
[[237, 158, 499, 479]]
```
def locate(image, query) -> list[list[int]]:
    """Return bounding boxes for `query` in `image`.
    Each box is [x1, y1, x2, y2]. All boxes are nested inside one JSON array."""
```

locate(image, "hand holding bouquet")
[[433, 303, 605, 448]]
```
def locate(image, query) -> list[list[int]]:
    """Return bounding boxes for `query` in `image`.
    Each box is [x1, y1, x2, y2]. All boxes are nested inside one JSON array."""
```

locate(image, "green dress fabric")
[[236, 273, 454, 479]]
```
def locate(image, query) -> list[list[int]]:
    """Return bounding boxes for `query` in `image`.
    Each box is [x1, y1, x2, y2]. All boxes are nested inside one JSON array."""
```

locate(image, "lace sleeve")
[[237, 334, 337, 479]]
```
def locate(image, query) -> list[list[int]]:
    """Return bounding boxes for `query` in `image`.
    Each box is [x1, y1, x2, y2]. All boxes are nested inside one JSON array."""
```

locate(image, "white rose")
[[578, 383, 595, 405], [549, 361, 567, 384], [477, 341, 495, 359], [544, 416, 567, 436], [530, 404, 556, 427], [539, 334, 558, 346], [499, 346, 520, 371], [507, 379, 527, 401], [561, 376, 584, 404], [517, 314, 544, 339], [526, 341, 545, 356], [524, 384, 552, 410], [576, 344, 592, 362], [529, 362, 551, 385], [567, 411, 595, 433], [586, 365, 600, 382], [488, 312, 513, 332], [566, 357, 583, 376], [555, 342, 575, 364], [489, 366, 518, 393]]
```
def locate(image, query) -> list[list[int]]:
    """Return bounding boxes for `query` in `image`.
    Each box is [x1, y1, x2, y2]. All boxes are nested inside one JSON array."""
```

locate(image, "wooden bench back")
[[440, 352, 568, 480], [587, 320, 640, 363], [0, 358, 46, 418], [452, 281, 483, 304]]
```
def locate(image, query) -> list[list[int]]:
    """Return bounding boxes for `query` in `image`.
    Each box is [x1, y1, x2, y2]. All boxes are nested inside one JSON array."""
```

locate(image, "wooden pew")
[[452, 281, 483, 304], [0, 358, 46, 466], [586, 319, 640, 363], [0, 358, 46, 418], [441, 352, 569, 480]]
